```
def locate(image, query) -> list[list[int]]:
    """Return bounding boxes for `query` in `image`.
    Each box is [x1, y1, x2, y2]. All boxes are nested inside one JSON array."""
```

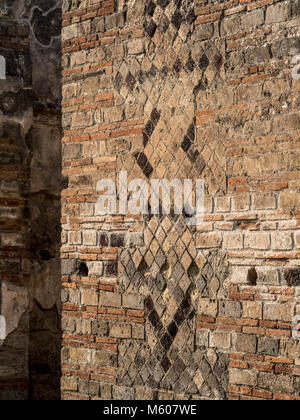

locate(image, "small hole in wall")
[[62, 176, 68, 189], [161, 261, 169, 275], [284, 268, 300, 287], [39, 250, 53, 261], [78, 262, 88, 276], [139, 258, 151, 277], [188, 261, 200, 281], [247, 268, 257, 286]]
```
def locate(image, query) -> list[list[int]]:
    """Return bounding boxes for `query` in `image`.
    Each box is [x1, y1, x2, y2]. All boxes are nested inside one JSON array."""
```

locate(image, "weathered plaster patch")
[[0, 315, 6, 340], [4, 0, 62, 48], [30, 260, 61, 310], [0, 282, 29, 341], [0, 55, 6, 79]]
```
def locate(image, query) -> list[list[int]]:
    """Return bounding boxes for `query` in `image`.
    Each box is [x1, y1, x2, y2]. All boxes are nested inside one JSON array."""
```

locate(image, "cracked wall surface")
[[61, 0, 300, 400], [0, 0, 62, 400]]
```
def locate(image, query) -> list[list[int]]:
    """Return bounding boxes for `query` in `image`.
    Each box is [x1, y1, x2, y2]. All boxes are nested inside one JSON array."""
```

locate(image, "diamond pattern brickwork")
[[116, 0, 227, 194], [118, 214, 229, 398], [113, 0, 229, 399], [61, 0, 300, 401]]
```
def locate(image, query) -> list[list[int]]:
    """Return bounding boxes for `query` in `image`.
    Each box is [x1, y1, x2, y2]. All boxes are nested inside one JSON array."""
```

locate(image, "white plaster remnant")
[[0, 55, 6, 80], [1, 282, 29, 338], [0, 315, 6, 340]]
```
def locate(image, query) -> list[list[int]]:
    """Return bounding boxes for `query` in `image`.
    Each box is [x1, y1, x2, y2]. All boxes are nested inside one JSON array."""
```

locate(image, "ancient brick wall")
[[61, 0, 300, 400], [0, 0, 62, 400], [0, 10, 31, 399], [28, 0, 62, 400]]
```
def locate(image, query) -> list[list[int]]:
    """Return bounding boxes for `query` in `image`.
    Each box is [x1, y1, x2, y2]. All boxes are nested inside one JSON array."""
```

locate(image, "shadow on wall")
[[0, 0, 63, 400], [28, 0, 63, 398], [29, 300, 61, 400]]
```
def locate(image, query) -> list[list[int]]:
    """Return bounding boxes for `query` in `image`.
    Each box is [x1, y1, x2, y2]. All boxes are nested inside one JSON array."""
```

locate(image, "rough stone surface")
[[0, 0, 62, 400]]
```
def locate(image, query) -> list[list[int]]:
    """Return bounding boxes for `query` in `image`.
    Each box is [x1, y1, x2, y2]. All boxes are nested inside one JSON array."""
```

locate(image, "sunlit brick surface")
[[61, 0, 300, 400]]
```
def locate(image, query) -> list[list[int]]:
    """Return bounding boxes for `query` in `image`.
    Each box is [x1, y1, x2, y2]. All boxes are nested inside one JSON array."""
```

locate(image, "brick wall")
[[0, 1, 62, 400], [0, 11, 32, 400], [61, 0, 300, 400]]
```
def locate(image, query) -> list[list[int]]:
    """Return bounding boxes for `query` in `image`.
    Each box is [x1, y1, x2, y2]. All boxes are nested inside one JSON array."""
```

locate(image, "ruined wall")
[[0, 0, 62, 400], [28, 0, 62, 400], [0, 9, 31, 398], [60, 0, 300, 400]]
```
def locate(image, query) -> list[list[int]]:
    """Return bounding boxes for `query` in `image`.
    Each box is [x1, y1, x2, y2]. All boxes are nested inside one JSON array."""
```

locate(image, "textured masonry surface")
[[0, 0, 62, 400], [1, 0, 299, 401], [60, 0, 300, 400]]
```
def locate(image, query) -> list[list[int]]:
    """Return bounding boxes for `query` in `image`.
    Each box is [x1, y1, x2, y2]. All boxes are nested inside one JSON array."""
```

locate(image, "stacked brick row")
[[61, 0, 300, 400]]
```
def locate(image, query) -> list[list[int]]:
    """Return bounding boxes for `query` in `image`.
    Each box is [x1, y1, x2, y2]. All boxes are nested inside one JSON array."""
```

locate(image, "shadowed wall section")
[[0, 0, 62, 400]]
